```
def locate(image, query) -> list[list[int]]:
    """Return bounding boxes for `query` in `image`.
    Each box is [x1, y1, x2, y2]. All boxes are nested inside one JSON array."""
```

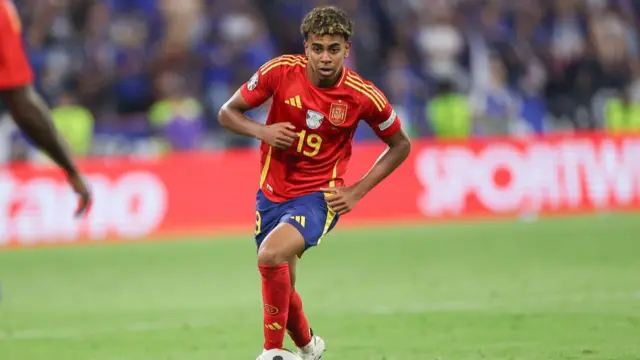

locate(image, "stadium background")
[[1, 1, 639, 359]]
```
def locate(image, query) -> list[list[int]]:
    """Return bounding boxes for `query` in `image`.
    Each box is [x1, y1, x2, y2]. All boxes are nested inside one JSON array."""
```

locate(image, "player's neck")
[[307, 66, 342, 89]]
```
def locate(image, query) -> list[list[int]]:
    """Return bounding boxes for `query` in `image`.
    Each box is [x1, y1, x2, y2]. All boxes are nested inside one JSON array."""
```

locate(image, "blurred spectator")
[[50, 90, 95, 157], [471, 52, 523, 136], [427, 79, 472, 139], [29, 90, 94, 165], [148, 71, 205, 151], [109, 5, 156, 115], [604, 86, 640, 134], [414, 0, 467, 88]]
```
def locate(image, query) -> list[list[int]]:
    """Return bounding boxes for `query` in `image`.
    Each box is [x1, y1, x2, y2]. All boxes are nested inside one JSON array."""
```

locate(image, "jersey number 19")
[[295, 130, 322, 157]]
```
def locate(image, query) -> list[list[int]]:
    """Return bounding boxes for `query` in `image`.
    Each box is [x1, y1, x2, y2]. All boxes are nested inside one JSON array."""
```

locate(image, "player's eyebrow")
[[311, 42, 342, 48]]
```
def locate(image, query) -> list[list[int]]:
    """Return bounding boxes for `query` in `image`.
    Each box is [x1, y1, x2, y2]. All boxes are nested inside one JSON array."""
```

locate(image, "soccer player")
[[0, 0, 91, 216], [218, 6, 411, 359]]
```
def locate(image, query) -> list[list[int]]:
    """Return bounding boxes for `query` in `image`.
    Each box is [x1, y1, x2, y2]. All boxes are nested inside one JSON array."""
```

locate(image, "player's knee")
[[257, 223, 306, 266], [257, 246, 289, 266]]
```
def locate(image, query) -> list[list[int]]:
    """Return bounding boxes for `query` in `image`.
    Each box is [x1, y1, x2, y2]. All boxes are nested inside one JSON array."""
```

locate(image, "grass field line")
[[1, 291, 639, 341]]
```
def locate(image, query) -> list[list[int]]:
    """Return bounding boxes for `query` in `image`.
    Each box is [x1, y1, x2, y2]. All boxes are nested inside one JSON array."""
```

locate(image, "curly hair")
[[300, 6, 354, 41]]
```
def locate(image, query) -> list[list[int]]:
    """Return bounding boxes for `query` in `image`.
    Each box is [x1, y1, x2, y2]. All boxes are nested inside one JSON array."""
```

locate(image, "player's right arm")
[[217, 60, 297, 149], [0, 0, 91, 217]]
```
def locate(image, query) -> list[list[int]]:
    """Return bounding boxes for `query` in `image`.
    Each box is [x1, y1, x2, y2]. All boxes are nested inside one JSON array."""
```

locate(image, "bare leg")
[[258, 223, 305, 266]]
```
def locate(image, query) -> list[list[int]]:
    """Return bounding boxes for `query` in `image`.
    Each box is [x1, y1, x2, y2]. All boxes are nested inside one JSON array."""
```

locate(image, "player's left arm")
[[323, 96, 411, 215], [352, 101, 411, 198]]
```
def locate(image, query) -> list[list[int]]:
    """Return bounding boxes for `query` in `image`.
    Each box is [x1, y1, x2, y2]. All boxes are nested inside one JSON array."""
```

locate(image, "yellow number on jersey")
[[295, 130, 322, 157], [255, 211, 262, 235]]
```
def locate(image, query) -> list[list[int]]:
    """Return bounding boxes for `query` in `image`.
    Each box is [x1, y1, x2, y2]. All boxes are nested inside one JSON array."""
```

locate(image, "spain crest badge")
[[328, 102, 348, 125]]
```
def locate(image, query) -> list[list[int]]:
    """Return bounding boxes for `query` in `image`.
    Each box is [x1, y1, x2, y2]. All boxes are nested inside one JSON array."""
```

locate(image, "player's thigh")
[[255, 191, 308, 265], [258, 222, 307, 265], [280, 192, 339, 252]]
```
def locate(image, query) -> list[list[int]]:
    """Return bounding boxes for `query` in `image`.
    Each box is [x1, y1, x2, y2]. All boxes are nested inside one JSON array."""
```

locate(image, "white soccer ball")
[[257, 349, 302, 360]]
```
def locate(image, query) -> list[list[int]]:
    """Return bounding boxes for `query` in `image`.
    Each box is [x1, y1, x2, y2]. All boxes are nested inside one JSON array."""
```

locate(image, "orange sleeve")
[[0, 0, 34, 89]]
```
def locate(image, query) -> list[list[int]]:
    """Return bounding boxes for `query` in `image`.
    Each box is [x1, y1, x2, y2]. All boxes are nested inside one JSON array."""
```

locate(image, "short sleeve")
[[364, 86, 402, 139], [0, 1, 33, 89], [239, 58, 283, 108]]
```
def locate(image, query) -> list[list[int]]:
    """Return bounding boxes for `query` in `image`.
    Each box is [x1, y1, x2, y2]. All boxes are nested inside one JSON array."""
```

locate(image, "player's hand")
[[259, 122, 297, 150], [67, 172, 92, 218], [320, 186, 363, 216]]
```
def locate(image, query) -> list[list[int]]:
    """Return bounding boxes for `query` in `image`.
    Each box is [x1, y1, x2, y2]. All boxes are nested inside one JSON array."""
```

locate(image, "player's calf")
[[258, 223, 307, 351], [287, 290, 312, 347]]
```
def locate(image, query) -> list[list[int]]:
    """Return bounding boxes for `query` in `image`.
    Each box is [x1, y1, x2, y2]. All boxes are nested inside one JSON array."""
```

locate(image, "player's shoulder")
[[258, 54, 308, 76], [343, 68, 379, 88], [342, 68, 388, 112]]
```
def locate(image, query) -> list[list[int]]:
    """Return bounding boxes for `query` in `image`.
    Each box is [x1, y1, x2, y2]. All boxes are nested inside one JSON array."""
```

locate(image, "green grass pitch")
[[0, 214, 639, 360]]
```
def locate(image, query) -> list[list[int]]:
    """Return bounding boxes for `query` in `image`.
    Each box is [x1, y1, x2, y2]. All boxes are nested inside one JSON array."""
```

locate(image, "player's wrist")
[[350, 183, 368, 200], [253, 123, 268, 141]]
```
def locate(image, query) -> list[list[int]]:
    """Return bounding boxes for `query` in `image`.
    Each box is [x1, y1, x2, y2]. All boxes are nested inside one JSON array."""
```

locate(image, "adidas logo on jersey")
[[285, 95, 302, 109]]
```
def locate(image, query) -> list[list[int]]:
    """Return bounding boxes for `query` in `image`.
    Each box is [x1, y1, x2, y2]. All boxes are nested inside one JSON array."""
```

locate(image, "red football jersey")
[[0, 0, 33, 89], [239, 54, 402, 202]]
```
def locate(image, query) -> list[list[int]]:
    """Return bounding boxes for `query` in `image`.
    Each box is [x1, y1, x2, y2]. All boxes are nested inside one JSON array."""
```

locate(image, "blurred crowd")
[[1, 0, 640, 163]]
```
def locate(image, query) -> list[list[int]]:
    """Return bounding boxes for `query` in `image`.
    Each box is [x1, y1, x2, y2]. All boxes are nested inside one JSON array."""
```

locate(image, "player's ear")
[[344, 41, 352, 58], [304, 40, 309, 56]]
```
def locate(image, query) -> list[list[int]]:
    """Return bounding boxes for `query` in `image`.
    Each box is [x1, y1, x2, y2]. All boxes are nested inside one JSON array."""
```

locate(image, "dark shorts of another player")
[[254, 190, 339, 254]]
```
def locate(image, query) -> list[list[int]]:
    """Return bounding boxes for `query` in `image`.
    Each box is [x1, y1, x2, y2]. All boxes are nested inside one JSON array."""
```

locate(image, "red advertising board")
[[1, 132, 639, 249]]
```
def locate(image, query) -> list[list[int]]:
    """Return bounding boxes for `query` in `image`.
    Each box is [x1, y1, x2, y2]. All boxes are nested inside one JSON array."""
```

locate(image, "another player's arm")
[[0, 4, 76, 176], [217, 65, 296, 149], [0, 86, 91, 216], [1, 86, 77, 175], [0, 2, 90, 217]]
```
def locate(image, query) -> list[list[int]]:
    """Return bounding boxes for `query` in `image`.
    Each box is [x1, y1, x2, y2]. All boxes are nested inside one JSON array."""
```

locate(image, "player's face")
[[305, 34, 350, 82]]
